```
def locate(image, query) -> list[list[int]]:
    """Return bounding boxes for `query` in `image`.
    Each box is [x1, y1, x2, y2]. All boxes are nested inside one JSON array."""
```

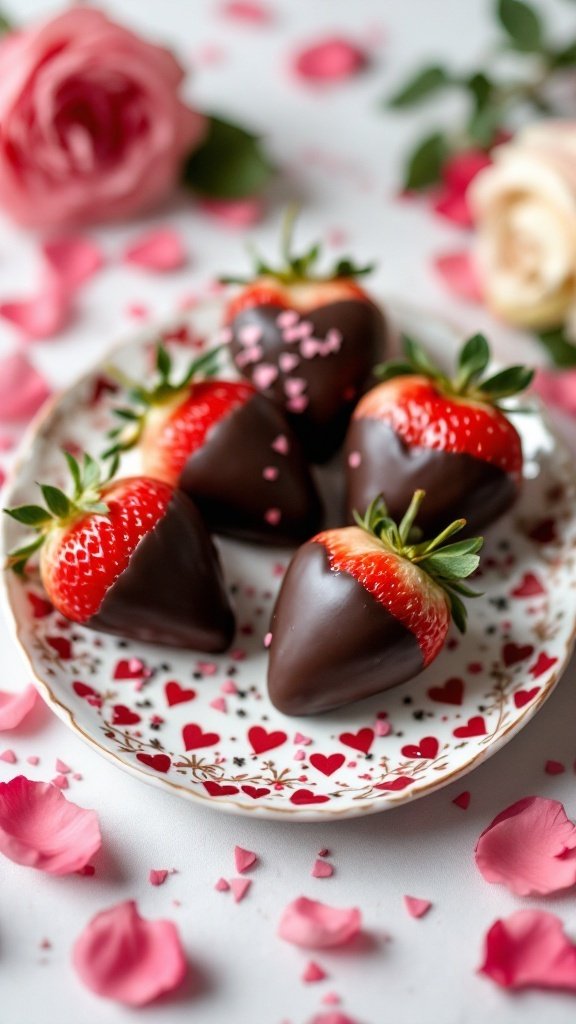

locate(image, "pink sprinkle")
[[287, 395, 309, 413], [0, 749, 16, 763], [215, 877, 230, 892], [126, 303, 149, 320], [234, 846, 258, 873], [209, 697, 227, 713], [322, 992, 341, 1005], [294, 36, 368, 83], [230, 877, 251, 902], [265, 508, 281, 526], [294, 750, 306, 761], [221, 680, 238, 694], [300, 337, 322, 359], [263, 632, 272, 648], [375, 720, 391, 737], [404, 895, 432, 919], [197, 661, 217, 676], [325, 328, 343, 353], [272, 434, 289, 455], [149, 869, 169, 887], [279, 352, 300, 373], [26, 756, 40, 766], [73, 773, 83, 781], [312, 859, 334, 879], [235, 343, 263, 368], [294, 732, 312, 746], [348, 451, 362, 469], [263, 466, 279, 481], [253, 363, 279, 390], [302, 960, 327, 983], [238, 323, 263, 347], [55, 759, 71, 774], [283, 321, 314, 343], [52, 774, 68, 789], [276, 309, 299, 329], [318, 849, 330, 858], [545, 760, 565, 776]]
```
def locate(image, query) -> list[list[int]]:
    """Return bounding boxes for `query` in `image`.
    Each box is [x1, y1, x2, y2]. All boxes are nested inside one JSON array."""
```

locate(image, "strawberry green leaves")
[[497, 0, 543, 52], [182, 115, 274, 200], [354, 491, 483, 634]]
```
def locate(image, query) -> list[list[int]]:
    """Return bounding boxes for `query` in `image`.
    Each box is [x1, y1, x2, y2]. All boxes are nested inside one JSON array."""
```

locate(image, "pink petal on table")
[[534, 369, 576, 418], [149, 869, 169, 886], [0, 776, 101, 875], [0, 352, 51, 422], [432, 189, 474, 227], [0, 284, 70, 340], [404, 896, 432, 919], [294, 36, 368, 82], [312, 859, 334, 878], [475, 796, 576, 896], [302, 960, 327, 982], [234, 845, 257, 873], [199, 197, 264, 228], [230, 877, 251, 902], [0, 749, 16, 763], [0, 685, 37, 731], [73, 900, 186, 1006], [215, 876, 229, 891], [42, 236, 104, 289], [479, 910, 576, 991], [442, 148, 492, 195], [309, 1014, 360, 1024], [278, 897, 361, 949], [433, 251, 483, 303], [220, 1, 272, 22], [123, 229, 187, 272]]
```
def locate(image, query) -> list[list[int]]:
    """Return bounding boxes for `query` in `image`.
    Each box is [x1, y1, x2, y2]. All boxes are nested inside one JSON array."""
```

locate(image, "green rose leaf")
[[538, 328, 576, 367], [497, 0, 544, 52], [403, 132, 450, 191], [182, 115, 274, 199], [388, 66, 452, 108], [0, 11, 11, 34]]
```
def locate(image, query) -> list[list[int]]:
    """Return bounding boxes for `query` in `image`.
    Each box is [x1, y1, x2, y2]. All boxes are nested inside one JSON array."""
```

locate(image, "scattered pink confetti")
[[0, 352, 51, 422], [42, 236, 104, 289], [230, 877, 251, 903], [294, 36, 368, 83], [73, 900, 186, 1006], [234, 845, 257, 873], [0, 775, 100, 874], [434, 250, 483, 303], [479, 910, 576, 992], [322, 992, 341, 1005], [199, 197, 264, 227], [294, 732, 312, 746], [52, 774, 69, 789], [221, 680, 238, 695], [272, 434, 289, 455], [265, 507, 281, 526], [215, 877, 230, 891], [209, 697, 227, 713], [534, 368, 576, 418], [475, 797, 576, 896], [0, 284, 70, 340], [0, 685, 37, 731], [545, 760, 565, 775], [220, 0, 272, 22], [404, 896, 432, 919], [55, 759, 70, 774], [309, 1013, 359, 1024], [312, 859, 334, 879], [26, 756, 40, 766], [149, 869, 169, 887], [278, 897, 361, 949], [0, 749, 16, 764], [302, 960, 327, 983], [124, 229, 187, 272], [263, 632, 272, 649], [76, 863, 95, 877], [453, 791, 470, 810], [375, 719, 391, 737]]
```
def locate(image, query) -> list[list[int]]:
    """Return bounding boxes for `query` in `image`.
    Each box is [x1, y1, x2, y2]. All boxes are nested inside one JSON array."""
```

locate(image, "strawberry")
[[4, 452, 235, 651], [224, 209, 388, 462], [267, 491, 482, 715], [106, 344, 322, 545], [345, 333, 534, 535]]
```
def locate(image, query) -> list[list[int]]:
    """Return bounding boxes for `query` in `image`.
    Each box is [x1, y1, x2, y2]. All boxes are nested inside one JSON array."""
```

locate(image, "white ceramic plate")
[[2, 302, 576, 820]]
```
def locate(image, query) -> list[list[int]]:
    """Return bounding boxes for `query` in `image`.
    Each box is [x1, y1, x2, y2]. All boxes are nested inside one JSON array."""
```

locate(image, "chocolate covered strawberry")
[[106, 345, 322, 545], [4, 453, 235, 651], [346, 333, 534, 535], [224, 210, 388, 462], [267, 491, 482, 715]]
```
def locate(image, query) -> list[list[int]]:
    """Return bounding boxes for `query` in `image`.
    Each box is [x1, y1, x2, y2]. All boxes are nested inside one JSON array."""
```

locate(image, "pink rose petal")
[[534, 369, 576, 418], [52, 774, 68, 789], [404, 895, 432, 919], [73, 900, 186, 1006], [302, 960, 327, 982], [55, 759, 70, 774], [42, 236, 104, 289], [199, 197, 264, 228], [230, 877, 251, 903], [220, 1, 272, 23], [475, 796, 576, 896], [0, 352, 51, 422], [312, 859, 334, 879], [149, 869, 169, 886], [479, 910, 576, 992], [215, 877, 229, 891], [0, 775, 101, 874], [0, 749, 17, 763], [294, 37, 367, 83], [310, 1014, 359, 1024], [434, 251, 483, 303], [124, 229, 187, 272], [0, 685, 37, 731], [0, 283, 70, 340], [278, 897, 361, 949], [234, 845, 257, 873]]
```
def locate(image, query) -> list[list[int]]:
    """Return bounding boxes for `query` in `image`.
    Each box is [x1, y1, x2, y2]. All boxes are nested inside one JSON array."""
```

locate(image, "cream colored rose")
[[470, 123, 576, 329]]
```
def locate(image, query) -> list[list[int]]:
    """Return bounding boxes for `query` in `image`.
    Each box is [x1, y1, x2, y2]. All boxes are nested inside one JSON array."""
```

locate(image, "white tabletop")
[[2, 2, 576, 1023]]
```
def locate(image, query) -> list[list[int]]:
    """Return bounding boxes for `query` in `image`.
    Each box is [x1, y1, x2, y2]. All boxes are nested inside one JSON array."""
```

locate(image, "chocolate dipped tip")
[[89, 490, 235, 651], [267, 541, 423, 716]]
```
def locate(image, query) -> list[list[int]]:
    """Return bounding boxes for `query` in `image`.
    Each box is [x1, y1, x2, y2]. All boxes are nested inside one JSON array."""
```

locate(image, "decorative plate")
[[2, 302, 576, 821]]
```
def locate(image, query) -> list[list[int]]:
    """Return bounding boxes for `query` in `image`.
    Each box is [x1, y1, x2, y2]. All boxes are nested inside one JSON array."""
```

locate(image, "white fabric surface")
[[1, 2, 576, 1022]]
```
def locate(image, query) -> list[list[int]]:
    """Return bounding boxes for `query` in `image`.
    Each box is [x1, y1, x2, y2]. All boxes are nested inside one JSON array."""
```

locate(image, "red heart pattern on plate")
[[290, 789, 330, 805], [427, 677, 464, 705], [511, 573, 546, 598], [111, 705, 141, 726], [182, 723, 220, 750], [165, 681, 196, 706], [400, 736, 439, 760], [241, 785, 271, 800], [203, 781, 239, 797], [453, 716, 487, 739], [502, 642, 534, 667], [375, 776, 414, 791], [247, 726, 287, 754], [309, 753, 346, 776], [136, 752, 171, 773], [338, 728, 374, 754], [513, 686, 540, 709]]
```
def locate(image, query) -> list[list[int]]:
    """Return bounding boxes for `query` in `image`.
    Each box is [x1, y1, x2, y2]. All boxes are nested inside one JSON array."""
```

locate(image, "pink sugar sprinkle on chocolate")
[[264, 632, 272, 648], [230, 877, 251, 902], [55, 759, 71, 774], [312, 859, 334, 878], [238, 323, 263, 346], [284, 376, 307, 398], [0, 749, 16, 763], [276, 309, 299, 329], [348, 451, 362, 469], [272, 434, 289, 455], [234, 846, 258, 873], [263, 466, 279, 481], [265, 508, 281, 526], [149, 869, 169, 887], [253, 363, 279, 390], [300, 338, 322, 359], [215, 877, 230, 892], [283, 321, 313, 343], [279, 352, 300, 373], [302, 960, 327, 983], [235, 344, 263, 368], [287, 395, 309, 413]]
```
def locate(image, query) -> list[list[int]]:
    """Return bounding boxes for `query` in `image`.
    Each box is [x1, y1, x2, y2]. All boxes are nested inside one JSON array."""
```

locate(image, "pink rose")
[[0, 7, 206, 227]]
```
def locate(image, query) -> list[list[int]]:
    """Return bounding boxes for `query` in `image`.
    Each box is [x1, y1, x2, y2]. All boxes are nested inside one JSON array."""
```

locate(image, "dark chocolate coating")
[[179, 392, 323, 545], [230, 299, 388, 463], [267, 541, 423, 716], [345, 419, 518, 536], [88, 491, 235, 652]]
